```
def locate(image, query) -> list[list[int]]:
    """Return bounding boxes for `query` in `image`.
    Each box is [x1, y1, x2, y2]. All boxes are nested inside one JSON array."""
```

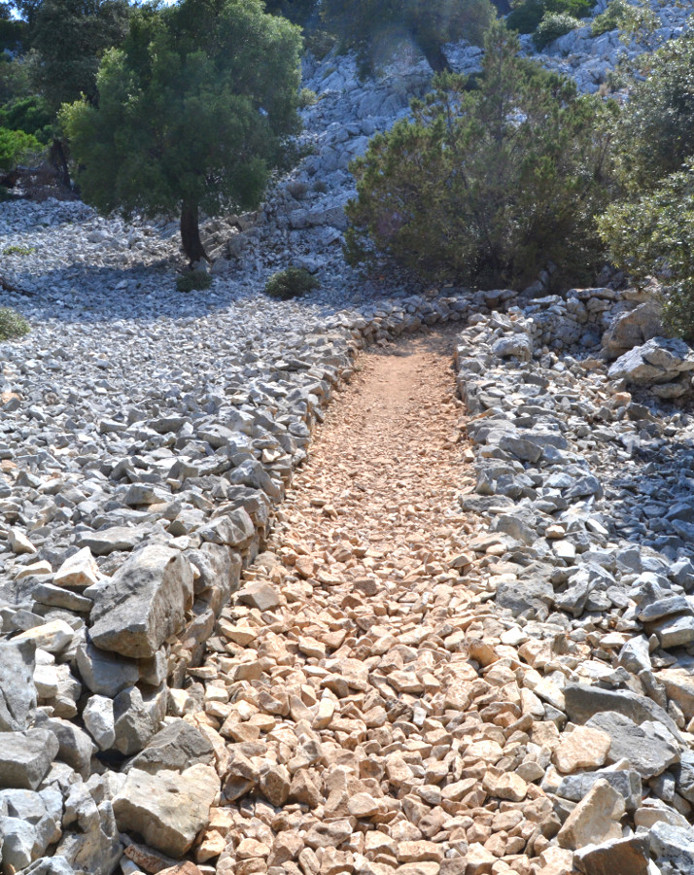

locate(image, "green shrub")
[[298, 87, 317, 108], [264, 0, 317, 25], [0, 308, 30, 340], [506, 0, 545, 33], [590, 0, 629, 36], [532, 11, 580, 49], [3, 245, 35, 255], [0, 96, 53, 144], [612, 31, 694, 193], [321, 0, 494, 73], [507, 0, 590, 34], [176, 269, 213, 292], [264, 266, 319, 299], [345, 22, 615, 290], [304, 27, 337, 58], [599, 165, 694, 340], [0, 126, 41, 171]]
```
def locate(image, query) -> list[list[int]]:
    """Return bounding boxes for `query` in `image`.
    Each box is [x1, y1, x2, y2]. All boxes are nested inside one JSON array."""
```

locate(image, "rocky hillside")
[[0, 4, 694, 875]]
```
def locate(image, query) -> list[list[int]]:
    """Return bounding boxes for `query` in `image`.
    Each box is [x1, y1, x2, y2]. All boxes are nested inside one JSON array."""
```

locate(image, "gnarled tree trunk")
[[49, 138, 71, 191], [180, 200, 208, 265]]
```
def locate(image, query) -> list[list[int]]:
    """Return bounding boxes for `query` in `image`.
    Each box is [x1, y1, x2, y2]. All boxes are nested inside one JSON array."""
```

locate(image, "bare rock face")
[[89, 546, 194, 659], [113, 764, 219, 857]]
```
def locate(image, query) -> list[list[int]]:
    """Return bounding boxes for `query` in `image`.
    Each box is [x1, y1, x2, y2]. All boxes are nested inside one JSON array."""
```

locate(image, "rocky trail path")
[[183, 329, 539, 875]]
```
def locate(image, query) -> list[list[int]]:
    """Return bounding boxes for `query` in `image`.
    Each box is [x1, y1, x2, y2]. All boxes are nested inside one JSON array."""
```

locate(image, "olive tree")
[[61, 0, 302, 264]]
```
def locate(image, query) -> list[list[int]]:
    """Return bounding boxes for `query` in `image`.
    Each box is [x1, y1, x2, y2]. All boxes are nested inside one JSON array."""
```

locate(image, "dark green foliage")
[[590, 0, 630, 36], [597, 30, 694, 339], [611, 32, 694, 192], [0, 95, 52, 143], [264, 266, 319, 299], [506, 0, 544, 33], [506, 0, 591, 34], [29, 0, 132, 111], [0, 16, 26, 51], [264, 0, 316, 25], [0, 125, 40, 170], [61, 0, 302, 263], [0, 307, 29, 339], [321, 0, 495, 73], [0, 56, 32, 105], [599, 166, 694, 340], [346, 22, 615, 289], [176, 269, 212, 293], [532, 11, 580, 49]]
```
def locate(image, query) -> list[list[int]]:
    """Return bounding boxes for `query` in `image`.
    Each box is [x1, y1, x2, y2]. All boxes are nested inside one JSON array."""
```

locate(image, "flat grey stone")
[[649, 821, 694, 873], [76, 525, 147, 556], [76, 641, 139, 698], [22, 857, 76, 875], [556, 767, 642, 811], [637, 595, 692, 623], [0, 816, 41, 871], [586, 712, 680, 779], [574, 834, 650, 875], [113, 764, 219, 856], [82, 695, 116, 751], [33, 583, 93, 613], [654, 614, 694, 648], [90, 546, 193, 659], [36, 716, 96, 780], [0, 729, 59, 790], [564, 683, 683, 742], [236, 581, 281, 612], [0, 639, 37, 731], [113, 684, 167, 756], [126, 719, 214, 773], [197, 508, 255, 547]]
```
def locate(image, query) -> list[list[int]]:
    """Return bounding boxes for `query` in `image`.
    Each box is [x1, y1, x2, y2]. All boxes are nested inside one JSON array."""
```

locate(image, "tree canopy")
[[29, 0, 132, 111], [61, 0, 303, 264]]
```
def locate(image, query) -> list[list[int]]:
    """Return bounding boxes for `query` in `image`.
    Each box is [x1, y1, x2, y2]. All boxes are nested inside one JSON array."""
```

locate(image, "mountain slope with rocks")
[[1, 6, 694, 875]]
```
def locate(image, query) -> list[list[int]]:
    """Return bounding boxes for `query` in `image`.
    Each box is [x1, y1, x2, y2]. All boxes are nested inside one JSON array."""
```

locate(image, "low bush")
[[346, 22, 615, 290], [590, 0, 629, 35], [507, 0, 590, 34], [598, 165, 694, 340], [0, 96, 53, 144], [532, 11, 580, 49], [0, 127, 42, 172], [0, 307, 30, 340], [611, 31, 694, 193], [175, 269, 212, 292], [264, 266, 319, 299], [3, 245, 35, 255]]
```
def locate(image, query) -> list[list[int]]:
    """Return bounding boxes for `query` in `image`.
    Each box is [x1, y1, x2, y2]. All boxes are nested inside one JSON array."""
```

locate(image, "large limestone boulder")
[[608, 336, 694, 386], [113, 764, 219, 856], [90, 546, 194, 659], [602, 301, 662, 359]]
